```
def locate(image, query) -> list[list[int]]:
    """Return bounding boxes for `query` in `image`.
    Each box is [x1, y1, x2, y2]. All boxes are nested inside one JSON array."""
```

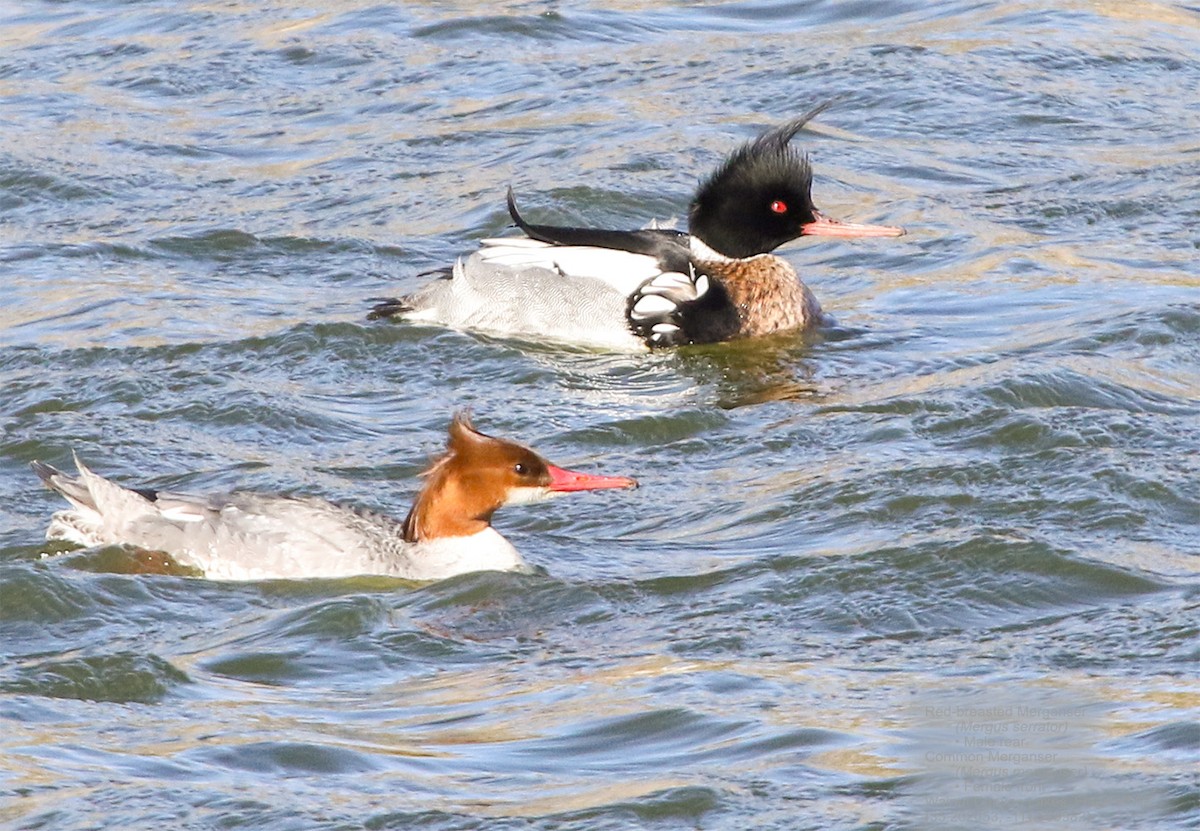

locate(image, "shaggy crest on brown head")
[[402, 413, 637, 542]]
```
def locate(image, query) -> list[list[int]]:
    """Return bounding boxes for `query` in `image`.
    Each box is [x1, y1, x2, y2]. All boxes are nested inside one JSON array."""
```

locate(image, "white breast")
[[395, 529, 531, 582], [39, 459, 537, 583]]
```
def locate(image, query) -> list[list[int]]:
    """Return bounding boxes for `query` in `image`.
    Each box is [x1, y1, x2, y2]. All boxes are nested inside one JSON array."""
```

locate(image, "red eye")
[[770, 200, 788, 214]]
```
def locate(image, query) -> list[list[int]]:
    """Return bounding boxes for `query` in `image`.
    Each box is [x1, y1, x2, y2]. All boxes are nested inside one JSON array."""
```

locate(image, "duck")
[[369, 102, 903, 350], [31, 413, 637, 582]]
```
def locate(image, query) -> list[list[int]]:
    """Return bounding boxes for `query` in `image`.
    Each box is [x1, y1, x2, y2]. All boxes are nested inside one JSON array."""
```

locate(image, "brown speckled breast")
[[702, 254, 821, 337]]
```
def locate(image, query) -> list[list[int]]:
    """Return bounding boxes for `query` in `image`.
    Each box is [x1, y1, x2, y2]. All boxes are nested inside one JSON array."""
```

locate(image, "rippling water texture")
[[2, 1, 1198, 829]]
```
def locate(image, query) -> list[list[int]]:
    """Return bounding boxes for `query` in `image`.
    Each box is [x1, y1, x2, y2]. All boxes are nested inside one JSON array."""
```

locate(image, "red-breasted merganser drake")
[[370, 103, 903, 350], [31, 414, 637, 582]]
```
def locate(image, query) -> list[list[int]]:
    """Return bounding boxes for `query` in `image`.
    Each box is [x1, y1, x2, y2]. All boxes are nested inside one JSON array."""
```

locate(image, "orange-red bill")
[[546, 464, 639, 492], [801, 211, 905, 238]]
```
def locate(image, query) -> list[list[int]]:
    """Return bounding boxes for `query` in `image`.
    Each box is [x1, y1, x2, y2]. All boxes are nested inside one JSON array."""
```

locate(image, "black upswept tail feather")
[[506, 187, 693, 275]]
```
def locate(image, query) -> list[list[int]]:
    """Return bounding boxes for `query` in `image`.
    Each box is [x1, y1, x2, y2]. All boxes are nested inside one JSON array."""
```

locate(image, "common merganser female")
[[370, 103, 903, 350], [31, 414, 637, 582]]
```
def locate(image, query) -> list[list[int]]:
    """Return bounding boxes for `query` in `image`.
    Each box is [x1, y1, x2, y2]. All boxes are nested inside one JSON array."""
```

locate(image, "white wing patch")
[[158, 504, 208, 523], [627, 265, 708, 324], [624, 263, 719, 346], [631, 294, 676, 317], [477, 238, 662, 296]]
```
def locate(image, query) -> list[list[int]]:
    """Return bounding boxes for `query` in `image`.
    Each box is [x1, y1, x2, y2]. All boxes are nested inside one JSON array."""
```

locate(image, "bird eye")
[[770, 200, 788, 214], [514, 462, 528, 475]]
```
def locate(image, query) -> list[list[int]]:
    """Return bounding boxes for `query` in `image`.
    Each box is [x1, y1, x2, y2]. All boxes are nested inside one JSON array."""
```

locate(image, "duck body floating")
[[371, 103, 903, 350], [32, 415, 637, 582]]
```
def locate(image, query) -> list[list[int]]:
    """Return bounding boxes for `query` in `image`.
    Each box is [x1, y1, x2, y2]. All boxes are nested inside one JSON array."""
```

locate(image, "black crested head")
[[688, 103, 835, 259]]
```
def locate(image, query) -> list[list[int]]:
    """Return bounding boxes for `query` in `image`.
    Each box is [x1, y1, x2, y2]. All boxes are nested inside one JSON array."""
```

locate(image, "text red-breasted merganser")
[[31, 414, 637, 581], [370, 103, 903, 350]]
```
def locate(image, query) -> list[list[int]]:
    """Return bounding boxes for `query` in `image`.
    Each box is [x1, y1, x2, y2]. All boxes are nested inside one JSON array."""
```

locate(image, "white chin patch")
[[504, 486, 553, 506]]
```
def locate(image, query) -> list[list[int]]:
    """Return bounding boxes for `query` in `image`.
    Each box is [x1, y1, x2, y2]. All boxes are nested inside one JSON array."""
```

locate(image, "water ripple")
[[2, 0, 1198, 828]]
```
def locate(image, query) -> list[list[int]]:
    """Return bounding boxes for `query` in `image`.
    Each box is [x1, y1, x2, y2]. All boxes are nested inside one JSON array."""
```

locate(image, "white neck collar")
[[688, 236, 735, 263]]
